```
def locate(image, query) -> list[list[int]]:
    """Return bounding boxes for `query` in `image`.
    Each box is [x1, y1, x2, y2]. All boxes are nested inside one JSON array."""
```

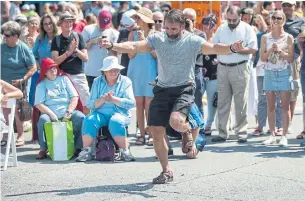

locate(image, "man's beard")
[[167, 33, 180, 41]]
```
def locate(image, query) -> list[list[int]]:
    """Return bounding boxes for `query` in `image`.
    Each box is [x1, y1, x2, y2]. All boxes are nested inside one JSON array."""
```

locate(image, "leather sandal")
[[36, 150, 47, 160], [181, 129, 193, 153], [152, 170, 174, 184]]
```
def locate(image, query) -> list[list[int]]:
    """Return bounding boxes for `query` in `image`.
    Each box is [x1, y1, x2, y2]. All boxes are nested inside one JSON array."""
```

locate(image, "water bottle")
[[195, 133, 206, 152]]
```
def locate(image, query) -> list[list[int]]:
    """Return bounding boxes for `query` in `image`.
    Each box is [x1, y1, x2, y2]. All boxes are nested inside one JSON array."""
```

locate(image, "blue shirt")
[[1, 41, 35, 83], [34, 76, 79, 118], [32, 36, 52, 64], [87, 75, 135, 117]]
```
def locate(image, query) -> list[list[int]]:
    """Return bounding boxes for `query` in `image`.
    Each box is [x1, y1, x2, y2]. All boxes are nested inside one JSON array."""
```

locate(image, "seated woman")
[[76, 56, 136, 162], [33, 58, 85, 159], [0, 80, 24, 144]]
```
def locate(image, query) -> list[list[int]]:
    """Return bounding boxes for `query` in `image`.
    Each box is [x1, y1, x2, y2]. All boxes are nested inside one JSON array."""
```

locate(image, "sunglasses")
[[154, 20, 163, 24], [161, 9, 169, 13], [272, 16, 283, 21], [43, 22, 53, 26], [134, 15, 140, 20], [4, 34, 12, 38]]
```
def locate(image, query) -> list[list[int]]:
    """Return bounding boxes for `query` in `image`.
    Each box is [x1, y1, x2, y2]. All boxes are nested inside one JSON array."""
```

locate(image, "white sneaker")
[[262, 136, 276, 145], [278, 136, 288, 147]]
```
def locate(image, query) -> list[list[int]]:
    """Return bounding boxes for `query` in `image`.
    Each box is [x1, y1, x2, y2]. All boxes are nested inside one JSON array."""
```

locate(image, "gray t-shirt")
[[147, 31, 206, 88]]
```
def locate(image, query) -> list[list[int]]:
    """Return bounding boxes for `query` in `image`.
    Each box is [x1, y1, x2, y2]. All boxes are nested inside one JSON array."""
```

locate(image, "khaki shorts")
[[66, 73, 90, 106]]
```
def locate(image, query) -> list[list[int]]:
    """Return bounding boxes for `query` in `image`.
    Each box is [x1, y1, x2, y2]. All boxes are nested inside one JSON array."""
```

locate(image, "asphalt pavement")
[[1, 100, 305, 201]]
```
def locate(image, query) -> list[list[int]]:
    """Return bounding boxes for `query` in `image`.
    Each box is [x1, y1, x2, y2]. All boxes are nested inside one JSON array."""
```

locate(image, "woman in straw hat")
[[127, 7, 158, 146]]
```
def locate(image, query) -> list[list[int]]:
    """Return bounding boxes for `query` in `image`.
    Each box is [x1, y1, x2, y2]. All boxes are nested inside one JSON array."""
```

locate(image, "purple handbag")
[[95, 136, 115, 161]]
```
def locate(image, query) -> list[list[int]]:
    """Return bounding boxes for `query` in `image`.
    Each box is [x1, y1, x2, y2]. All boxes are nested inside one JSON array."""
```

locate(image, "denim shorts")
[[263, 68, 292, 92], [189, 103, 204, 130]]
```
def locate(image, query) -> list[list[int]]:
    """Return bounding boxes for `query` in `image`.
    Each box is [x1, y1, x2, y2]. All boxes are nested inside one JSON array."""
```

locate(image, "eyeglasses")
[[43, 22, 53, 27], [154, 20, 163, 24], [227, 18, 239, 23], [272, 16, 283, 21], [282, 3, 292, 8]]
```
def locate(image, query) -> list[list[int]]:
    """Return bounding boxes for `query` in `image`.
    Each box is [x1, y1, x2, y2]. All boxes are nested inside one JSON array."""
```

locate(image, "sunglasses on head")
[[272, 16, 283, 21], [154, 20, 163, 23]]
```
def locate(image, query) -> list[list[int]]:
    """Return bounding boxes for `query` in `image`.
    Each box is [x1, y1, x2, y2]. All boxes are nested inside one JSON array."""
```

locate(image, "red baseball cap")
[[98, 10, 112, 29]]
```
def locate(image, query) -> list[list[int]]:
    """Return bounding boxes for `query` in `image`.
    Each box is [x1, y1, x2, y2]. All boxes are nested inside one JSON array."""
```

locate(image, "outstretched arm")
[[201, 40, 244, 55], [101, 39, 150, 54]]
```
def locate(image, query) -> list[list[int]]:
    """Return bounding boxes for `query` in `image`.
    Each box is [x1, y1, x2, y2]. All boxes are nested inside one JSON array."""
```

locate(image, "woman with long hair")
[[260, 10, 294, 146], [127, 7, 157, 146], [254, 14, 268, 33], [30, 14, 59, 108]]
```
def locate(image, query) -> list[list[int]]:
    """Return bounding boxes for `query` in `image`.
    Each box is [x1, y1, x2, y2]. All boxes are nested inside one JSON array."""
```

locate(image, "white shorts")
[[66, 73, 90, 106]]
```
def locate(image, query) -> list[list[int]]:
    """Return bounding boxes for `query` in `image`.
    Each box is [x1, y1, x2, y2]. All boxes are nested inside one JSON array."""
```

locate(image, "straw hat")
[[135, 7, 154, 24]]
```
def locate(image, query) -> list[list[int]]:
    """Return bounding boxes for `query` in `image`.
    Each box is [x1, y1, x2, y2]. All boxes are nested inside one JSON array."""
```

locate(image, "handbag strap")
[[20, 81, 28, 99]]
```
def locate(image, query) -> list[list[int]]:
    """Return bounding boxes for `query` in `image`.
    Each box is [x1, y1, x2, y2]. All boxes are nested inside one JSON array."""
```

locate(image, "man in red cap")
[[82, 10, 119, 89]]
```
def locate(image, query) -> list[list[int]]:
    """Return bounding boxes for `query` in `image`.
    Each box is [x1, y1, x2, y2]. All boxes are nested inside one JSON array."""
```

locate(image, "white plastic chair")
[[2, 98, 18, 170]]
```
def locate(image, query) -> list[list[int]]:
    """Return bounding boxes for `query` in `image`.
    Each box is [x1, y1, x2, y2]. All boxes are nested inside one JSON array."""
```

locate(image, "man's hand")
[[99, 39, 112, 49], [12, 79, 24, 87], [231, 40, 244, 52]]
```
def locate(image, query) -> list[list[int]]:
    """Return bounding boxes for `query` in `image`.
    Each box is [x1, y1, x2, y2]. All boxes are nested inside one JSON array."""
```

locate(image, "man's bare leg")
[[150, 126, 169, 172]]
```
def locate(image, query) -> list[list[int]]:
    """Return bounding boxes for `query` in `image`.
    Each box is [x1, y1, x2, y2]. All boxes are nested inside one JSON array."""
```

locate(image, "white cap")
[[99, 56, 125, 72], [30, 4, 36, 10], [121, 10, 137, 27], [21, 4, 30, 11], [282, 0, 296, 5]]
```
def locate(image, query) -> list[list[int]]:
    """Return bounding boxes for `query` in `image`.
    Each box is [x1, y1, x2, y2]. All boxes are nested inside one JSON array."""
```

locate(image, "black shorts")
[[148, 84, 195, 127]]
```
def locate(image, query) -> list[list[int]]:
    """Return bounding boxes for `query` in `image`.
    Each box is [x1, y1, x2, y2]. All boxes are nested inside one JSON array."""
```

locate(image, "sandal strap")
[[153, 171, 173, 184]]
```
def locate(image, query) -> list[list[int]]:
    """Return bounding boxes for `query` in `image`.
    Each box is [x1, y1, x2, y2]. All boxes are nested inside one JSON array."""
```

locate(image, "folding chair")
[[2, 98, 18, 170]]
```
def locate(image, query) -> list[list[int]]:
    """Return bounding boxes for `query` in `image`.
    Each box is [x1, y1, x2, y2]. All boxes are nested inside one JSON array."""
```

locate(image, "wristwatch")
[[66, 110, 73, 115]]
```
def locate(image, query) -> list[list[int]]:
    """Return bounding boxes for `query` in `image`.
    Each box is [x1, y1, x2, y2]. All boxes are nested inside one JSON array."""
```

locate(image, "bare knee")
[[281, 102, 290, 112], [169, 112, 187, 132], [268, 103, 276, 112], [150, 126, 165, 141]]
